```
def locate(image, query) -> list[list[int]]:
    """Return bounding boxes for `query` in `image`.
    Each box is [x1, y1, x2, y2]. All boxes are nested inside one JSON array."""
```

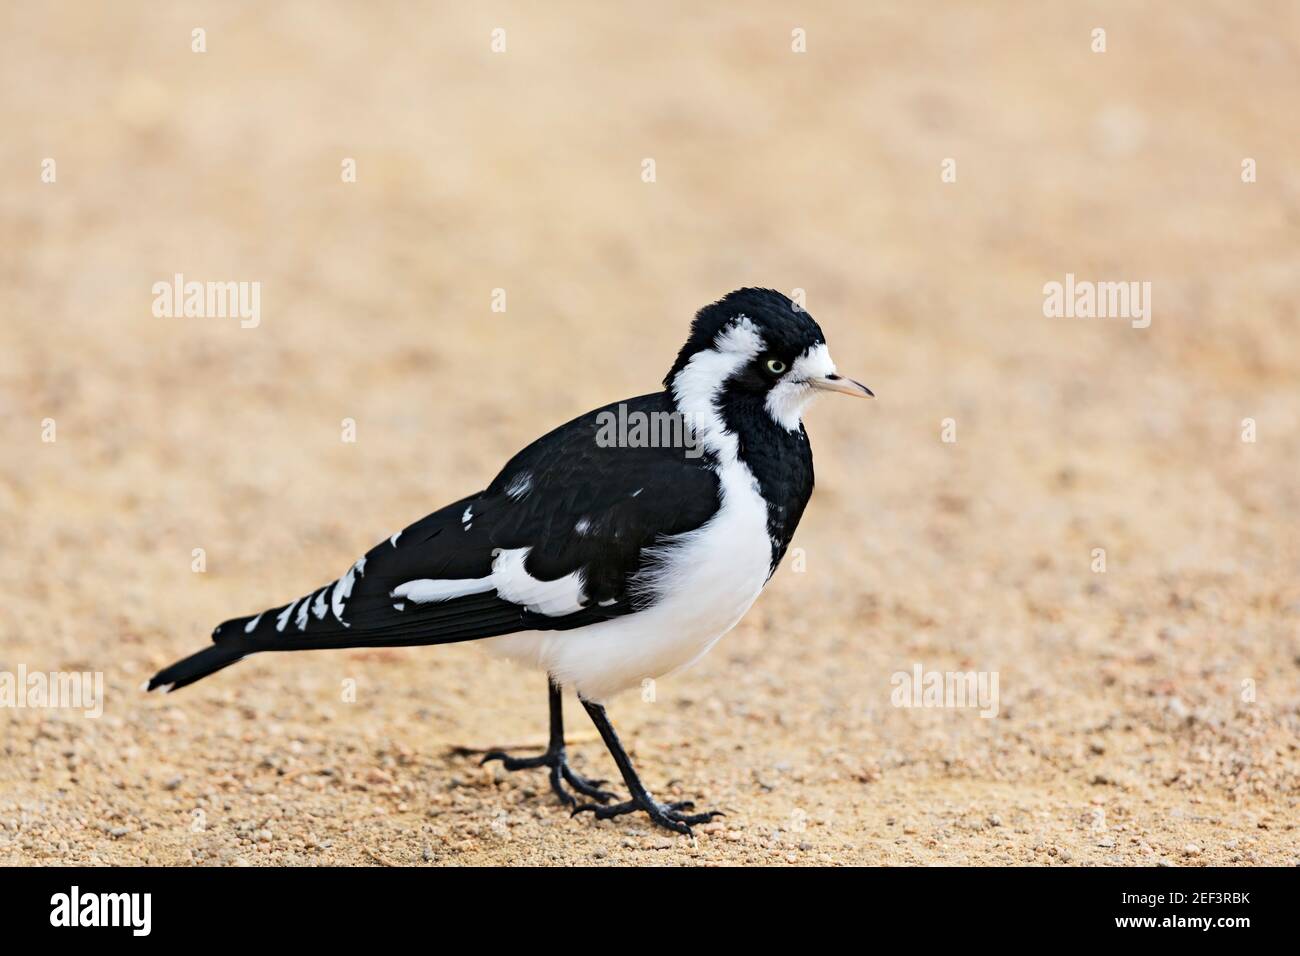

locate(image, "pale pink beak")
[[809, 373, 874, 398]]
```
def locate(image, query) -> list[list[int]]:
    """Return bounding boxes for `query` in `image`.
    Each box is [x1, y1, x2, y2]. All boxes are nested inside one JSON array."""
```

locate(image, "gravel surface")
[[2, 1, 1297, 865]]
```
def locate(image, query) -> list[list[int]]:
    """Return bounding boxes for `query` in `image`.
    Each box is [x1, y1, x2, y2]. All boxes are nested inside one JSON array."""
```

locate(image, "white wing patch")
[[492, 549, 586, 616], [392, 575, 494, 603], [392, 547, 585, 618]]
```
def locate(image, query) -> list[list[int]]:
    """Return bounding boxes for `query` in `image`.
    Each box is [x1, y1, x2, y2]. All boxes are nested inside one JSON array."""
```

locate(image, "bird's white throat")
[[764, 342, 836, 431]]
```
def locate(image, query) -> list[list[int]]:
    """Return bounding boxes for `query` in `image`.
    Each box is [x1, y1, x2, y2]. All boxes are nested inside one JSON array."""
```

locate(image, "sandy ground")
[[2, 2, 1298, 866]]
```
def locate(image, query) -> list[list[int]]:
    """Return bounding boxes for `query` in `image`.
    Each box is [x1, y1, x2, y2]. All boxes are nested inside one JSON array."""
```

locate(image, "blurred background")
[[1, 1, 1297, 865]]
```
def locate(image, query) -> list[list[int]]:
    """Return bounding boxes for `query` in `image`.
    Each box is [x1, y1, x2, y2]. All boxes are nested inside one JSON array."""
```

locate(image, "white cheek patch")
[[766, 342, 835, 432]]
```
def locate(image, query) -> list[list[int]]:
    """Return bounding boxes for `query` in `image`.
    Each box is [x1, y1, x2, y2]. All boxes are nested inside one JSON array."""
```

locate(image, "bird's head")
[[665, 288, 872, 433]]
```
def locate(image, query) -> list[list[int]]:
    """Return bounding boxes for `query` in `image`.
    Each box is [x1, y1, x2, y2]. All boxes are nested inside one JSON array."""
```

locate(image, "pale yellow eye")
[[765, 358, 787, 375]]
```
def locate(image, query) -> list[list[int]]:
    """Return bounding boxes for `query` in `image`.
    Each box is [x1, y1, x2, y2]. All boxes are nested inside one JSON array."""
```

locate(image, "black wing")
[[217, 391, 720, 653]]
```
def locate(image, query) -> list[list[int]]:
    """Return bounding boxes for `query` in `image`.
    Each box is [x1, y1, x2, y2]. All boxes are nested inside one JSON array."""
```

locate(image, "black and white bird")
[[148, 288, 872, 834]]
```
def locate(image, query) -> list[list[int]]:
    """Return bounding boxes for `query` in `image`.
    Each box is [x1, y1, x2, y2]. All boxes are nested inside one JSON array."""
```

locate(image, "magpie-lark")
[[149, 288, 872, 835]]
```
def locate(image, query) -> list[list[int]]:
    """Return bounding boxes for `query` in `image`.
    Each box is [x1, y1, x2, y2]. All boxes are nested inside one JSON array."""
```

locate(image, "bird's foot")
[[480, 748, 617, 807], [572, 794, 724, 836]]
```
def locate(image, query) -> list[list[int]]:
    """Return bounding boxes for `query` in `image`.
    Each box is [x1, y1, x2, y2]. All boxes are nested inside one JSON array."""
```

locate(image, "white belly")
[[483, 459, 772, 701]]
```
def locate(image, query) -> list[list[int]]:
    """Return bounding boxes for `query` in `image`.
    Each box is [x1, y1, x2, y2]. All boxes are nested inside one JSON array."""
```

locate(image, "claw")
[[561, 763, 616, 803], [479, 747, 617, 808], [571, 795, 723, 836], [548, 763, 578, 808]]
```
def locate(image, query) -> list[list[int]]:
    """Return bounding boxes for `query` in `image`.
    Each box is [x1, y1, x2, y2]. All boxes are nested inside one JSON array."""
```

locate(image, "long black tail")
[[147, 641, 250, 693], [146, 530, 544, 694]]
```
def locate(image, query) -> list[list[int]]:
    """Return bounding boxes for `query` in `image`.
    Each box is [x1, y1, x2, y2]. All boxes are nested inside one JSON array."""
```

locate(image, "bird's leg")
[[572, 698, 724, 837], [481, 677, 616, 806]]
